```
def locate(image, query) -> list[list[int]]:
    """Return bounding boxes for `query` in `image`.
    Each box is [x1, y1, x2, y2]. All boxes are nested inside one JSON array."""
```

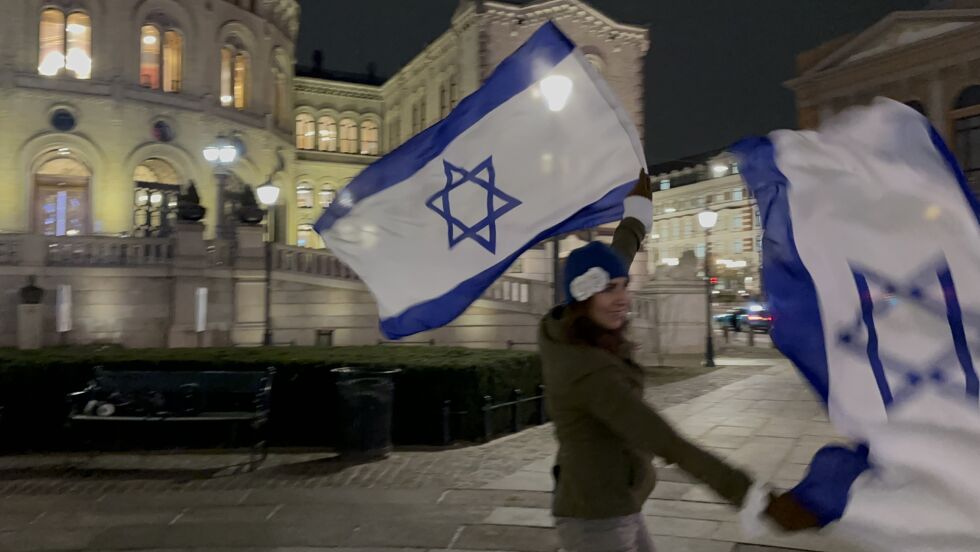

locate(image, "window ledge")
[[297, 150, 380, 165], [16, 73, 112, 96]]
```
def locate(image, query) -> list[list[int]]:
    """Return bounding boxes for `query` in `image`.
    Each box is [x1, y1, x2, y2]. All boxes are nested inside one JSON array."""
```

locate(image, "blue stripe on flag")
[[379, 179, 636, 339], [928, 127, 980, 226], [937, 268, 980, 400], [852, 271, 894, 407], [315, 21, 575, 235], [732, 137, 830, 403]]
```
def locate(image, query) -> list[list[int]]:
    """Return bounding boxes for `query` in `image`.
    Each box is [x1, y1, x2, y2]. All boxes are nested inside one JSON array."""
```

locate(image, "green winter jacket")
[[540, 216, 752, 519]]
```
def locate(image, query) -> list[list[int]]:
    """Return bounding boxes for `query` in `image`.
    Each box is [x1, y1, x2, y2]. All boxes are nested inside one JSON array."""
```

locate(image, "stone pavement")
[[0, 355, 869, 552]]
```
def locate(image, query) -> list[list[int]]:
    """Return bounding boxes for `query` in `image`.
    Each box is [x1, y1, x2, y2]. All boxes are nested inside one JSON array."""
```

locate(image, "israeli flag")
[[315, 22, 646, 339], [734, 98, 980, 551]]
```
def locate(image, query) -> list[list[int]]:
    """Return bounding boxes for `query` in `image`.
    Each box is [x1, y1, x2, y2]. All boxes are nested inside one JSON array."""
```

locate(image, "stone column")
[[634, 278, 710, 365], [17, 304, 43, 349], [928, 77, 947, 141], [167, 222, 211, 347], [231, 225, 268, 345]]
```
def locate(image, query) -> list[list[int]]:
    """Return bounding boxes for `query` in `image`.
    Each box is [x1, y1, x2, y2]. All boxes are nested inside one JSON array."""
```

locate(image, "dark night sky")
[[296, 0, 929, 164]]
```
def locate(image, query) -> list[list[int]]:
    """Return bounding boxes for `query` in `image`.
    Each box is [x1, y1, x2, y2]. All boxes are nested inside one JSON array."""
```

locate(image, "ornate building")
[[0, 0, 653, 349], [790, 0, 980, 196], [0, 0, 300, 240]]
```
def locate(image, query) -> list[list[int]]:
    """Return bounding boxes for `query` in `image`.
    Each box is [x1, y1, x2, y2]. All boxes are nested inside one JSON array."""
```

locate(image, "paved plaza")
[[0, 349, 869, 552]]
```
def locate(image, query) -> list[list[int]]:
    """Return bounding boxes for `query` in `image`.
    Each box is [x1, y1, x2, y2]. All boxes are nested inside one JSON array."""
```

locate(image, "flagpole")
[[552, 236, 561, 305]]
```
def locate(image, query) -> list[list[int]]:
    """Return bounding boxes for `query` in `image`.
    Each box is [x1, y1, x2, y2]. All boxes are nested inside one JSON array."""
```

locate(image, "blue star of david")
[[425, 157, 521, 254], [838, 257, 980, 412]]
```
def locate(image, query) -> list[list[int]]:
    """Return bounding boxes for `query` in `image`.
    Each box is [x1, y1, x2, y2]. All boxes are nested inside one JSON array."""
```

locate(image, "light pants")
[[556, 513, 655, 552]]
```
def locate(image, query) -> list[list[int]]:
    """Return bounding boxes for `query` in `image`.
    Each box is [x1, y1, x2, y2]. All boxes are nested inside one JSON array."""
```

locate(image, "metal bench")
[[67, 366, 275, 470]]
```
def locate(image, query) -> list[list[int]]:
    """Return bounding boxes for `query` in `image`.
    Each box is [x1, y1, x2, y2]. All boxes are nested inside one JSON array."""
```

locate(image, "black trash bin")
[[331, 367, 401, 459]]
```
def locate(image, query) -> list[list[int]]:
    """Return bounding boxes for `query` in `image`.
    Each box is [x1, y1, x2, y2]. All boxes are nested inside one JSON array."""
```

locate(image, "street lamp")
[[203, 137, 242, 240], [256, 180, 281, 347], [698, 209, 718, 367]]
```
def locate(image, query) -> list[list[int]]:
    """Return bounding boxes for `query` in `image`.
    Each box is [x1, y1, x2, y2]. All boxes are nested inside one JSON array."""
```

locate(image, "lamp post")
[[256, 180, 280, 347], [203, 137, 240, 240], [698, 209, 719, 368]]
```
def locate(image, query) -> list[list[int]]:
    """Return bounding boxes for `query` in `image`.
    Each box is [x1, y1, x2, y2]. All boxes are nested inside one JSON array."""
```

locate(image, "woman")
[[539, 170, 814, 551]]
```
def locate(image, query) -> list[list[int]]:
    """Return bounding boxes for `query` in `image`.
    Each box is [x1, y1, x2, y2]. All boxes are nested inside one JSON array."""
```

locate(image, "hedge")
[[0, 346, 541, 451]]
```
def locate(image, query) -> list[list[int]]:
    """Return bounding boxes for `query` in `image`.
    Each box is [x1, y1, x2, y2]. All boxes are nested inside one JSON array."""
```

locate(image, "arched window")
[[297, 224, 318, 248], [140, 25, 182, 92], [360, 121, 379, 155], [133, 158, 181, 237], [317, 116, 337, 151], [339, 118, 357, 153], [296, 183, 314, 208], [295, 113, 315, 150], [34, 151, 91, 236], [318, 185, 336, 208], [952, 85, 980, 191], [39, 9, 91, 79], [220, 44, 249, 109]]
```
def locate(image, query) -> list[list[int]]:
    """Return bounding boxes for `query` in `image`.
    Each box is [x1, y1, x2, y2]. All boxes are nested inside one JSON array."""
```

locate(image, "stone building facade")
[[790, 0, 980, 196], [0, 0, 659, 349], [0, 0, 300, 240]]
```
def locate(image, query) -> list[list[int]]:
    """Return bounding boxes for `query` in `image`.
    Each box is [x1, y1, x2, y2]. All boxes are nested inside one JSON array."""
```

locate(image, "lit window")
[[163, 31, 182, 92], [140, 26, 161, 88], [339, 119, 357, 153], [360, 121, 379, 155], [733, 187, 744, 201], [140, 26, 182, 92], [318, 116, 337, 152], [220, 45, 249, 109], [297, 224, 317, 248], [39, 9, 91, 79], [296, 184, 314, 208], [659, 179, 670, 191], [295, 113, 315, 150], [65, 13, 92, 79], [318, 186, 336, 208], [233, 52, 248, 110]]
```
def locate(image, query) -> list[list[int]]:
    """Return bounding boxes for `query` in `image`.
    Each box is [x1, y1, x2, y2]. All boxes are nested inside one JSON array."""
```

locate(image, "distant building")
[[649, 151, 762, 299], [790, 0, 980, 196]]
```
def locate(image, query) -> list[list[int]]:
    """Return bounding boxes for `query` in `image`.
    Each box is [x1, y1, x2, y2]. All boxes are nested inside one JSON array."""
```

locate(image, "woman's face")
[[587, 276, 630, 330]]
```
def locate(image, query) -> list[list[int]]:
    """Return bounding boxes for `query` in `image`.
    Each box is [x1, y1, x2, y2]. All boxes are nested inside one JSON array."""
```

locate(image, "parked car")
[[715, 304, 772, 333], [738, 307, 773, 333], [714, 307, 748, 332]]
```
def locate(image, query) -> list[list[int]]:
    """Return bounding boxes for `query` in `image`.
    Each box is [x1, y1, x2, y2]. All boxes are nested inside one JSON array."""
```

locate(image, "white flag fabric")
[[315, 22, 645, 339], [734, 98, 980, 551]]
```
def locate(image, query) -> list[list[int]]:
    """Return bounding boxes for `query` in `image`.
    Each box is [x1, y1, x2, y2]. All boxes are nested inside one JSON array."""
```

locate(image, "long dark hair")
[[561, 300, 631, 356]]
